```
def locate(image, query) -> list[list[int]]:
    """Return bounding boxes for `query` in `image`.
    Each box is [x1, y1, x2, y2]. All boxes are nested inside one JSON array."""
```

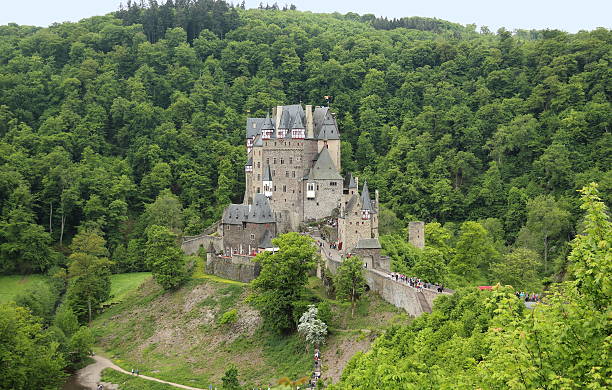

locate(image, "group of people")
[[389, 273, 444, 293], [516, 291, 541, 302], [307, 348, 322, 389], [130, 368, 140, 376]]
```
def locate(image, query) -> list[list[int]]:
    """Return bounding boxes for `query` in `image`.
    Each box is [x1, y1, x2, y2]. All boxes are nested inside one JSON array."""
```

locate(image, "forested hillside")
[[0, 0, 610, 283]]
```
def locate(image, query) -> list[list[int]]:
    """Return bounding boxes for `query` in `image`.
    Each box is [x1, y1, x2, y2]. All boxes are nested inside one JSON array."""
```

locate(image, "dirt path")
[[75, 355, 207, 390]]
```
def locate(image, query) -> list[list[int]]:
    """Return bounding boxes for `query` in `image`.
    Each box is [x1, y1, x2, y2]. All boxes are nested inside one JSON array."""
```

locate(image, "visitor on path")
[[131, 368, 134, 375], [136, 369, 139, 376]]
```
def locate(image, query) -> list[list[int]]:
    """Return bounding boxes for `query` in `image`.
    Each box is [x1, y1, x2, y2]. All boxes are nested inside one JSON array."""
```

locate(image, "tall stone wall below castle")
[[323, 253, 442, 317], [206, 253, 260, 283]]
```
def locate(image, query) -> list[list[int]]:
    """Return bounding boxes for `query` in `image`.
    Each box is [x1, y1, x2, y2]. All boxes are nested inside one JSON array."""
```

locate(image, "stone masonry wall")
[[181, 234, 223, 255], [323, 253, 442, 317], [303, 179, 342, 221], [206, 253, 260, 283]]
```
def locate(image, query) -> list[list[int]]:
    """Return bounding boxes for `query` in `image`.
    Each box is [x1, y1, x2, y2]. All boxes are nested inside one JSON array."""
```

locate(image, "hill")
[[90, 273, 405, 388], [0, 0, 609, 285]]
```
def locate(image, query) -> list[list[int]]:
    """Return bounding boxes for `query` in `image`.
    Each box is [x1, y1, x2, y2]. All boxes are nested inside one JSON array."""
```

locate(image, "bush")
[[218, 309, 238, 325]]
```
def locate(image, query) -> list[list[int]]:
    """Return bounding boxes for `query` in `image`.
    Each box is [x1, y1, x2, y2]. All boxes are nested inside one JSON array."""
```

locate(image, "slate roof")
[[258, 230, 275, 248], [246, 118, 265, 138], [344, 173, 357, 189], [253, 135, 263, 147], [355, 238, 382, 249], [361, 181, 373, 211], [245, 157, 253, 167], [305, 148, 342, 180], [313, 106, 329, 133], [292, 112, 305, 129], [221, 194, 275, 225], [317, 115, 340, 140], [263, 164, 272, 181], [344, 194, 359, 214]]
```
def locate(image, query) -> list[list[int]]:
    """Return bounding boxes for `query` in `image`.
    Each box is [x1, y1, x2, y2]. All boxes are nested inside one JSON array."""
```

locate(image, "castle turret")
[[290, 113, 305, 139], [263, 164, 273, 198], [360, 181, 372, 220], [261, 113, 274, 140]]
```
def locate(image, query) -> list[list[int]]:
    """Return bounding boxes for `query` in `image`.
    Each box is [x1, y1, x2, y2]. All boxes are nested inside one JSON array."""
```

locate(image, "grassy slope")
[[91, 272, 406, 388], [0, 274, 49, 303], [106, 272, 152, 305]]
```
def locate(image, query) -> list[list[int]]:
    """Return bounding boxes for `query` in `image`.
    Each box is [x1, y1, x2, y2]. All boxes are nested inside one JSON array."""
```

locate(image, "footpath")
[[74, 355, 206, 390]]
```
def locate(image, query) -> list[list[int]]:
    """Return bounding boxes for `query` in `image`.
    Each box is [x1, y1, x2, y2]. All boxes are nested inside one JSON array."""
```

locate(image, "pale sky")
[[0, 0, 609, 33]]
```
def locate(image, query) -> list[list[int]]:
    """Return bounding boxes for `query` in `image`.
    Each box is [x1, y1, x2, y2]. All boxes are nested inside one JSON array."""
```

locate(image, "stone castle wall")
[[206, 253, 260, 283], [303, 179, 342, 222], [322, 252, 442, 317], [181, 234, 223, 255]]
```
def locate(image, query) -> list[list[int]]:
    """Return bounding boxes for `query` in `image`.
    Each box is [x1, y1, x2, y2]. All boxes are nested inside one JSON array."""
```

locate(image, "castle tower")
[[316, 114, 341, 171], [408, 221, 425, 249], [360, 181, 372, 220]]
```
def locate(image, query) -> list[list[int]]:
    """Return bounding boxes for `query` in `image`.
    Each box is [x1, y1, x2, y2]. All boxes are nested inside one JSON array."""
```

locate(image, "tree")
[[517, 195, 570, 273], [145, 225, 186, 290], [489, 248, 541, 290], [449, 221, 499, 283], [297, 304, 328, 349], [144, 188, 184, 234], [334, 256, 366, 318], [251, 233, 317, 332], [0, 303, 67, 390], [221, 366, 240, 390], [65, 229, 112, 323]]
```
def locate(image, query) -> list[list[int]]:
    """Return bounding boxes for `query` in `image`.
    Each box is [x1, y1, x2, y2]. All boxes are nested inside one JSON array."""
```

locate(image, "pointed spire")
[[348, 174, 357, 188], [361, 181, 372, 210], [292, 113, 304, 129], [263, 164, 272, 181]]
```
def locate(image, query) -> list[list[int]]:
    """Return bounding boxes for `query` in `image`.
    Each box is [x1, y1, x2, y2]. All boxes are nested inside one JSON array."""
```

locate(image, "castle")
[[221, 104, 380, 257], [181, 104, 442, 315]]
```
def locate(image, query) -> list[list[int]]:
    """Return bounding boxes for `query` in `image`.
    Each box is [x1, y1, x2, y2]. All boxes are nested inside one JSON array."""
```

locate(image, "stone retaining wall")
[[205, 253, 260, 283]]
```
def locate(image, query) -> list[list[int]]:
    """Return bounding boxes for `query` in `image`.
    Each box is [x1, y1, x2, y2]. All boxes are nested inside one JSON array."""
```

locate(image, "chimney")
[[305, 104, 314, 138], [275, 105, 283, 130], [355, 177, 359, 189]]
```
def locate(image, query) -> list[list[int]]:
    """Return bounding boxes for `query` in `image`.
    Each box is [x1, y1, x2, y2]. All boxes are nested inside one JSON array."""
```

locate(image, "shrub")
[[218, 308, 238, 325]]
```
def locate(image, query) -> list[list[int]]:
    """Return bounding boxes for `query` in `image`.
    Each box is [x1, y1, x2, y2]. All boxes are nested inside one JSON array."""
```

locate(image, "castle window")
[[330, 181, 337, 186], [257, 162, 260, 168], [273, 170, 276, 176], [274, 186, 276, 191], [292, 171, 295, 178], [273, 158, 277, 164], [250, 234, 255, 240], [257, 174, 260, 180], [283, 185, 286, 192], [285, 171, 289, 177], [266, 158, 269, 164], [280, 158, 284, 164], [289, 157, 293, 164], [257, 187, 260, 193]]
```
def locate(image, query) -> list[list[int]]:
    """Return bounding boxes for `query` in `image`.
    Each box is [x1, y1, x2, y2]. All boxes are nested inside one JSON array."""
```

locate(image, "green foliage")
[[0, 303, 67, 390], [65, 229, 112, 323], [221, 365, 241, 390], [334, 256, 366, 317], [449, 221, 500, 283], [489, 248, 542, 290], [145, 225, 187, 290], [218, 308, 238, 325], [14, 280, 60, 323], [251, 233, 317, 333], [332, 183, 611, 389]]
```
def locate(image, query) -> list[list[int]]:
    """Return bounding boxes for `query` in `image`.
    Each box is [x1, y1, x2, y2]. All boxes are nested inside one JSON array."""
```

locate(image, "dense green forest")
[[0, 1, 610, 280], [330, 184, 610, 389]]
